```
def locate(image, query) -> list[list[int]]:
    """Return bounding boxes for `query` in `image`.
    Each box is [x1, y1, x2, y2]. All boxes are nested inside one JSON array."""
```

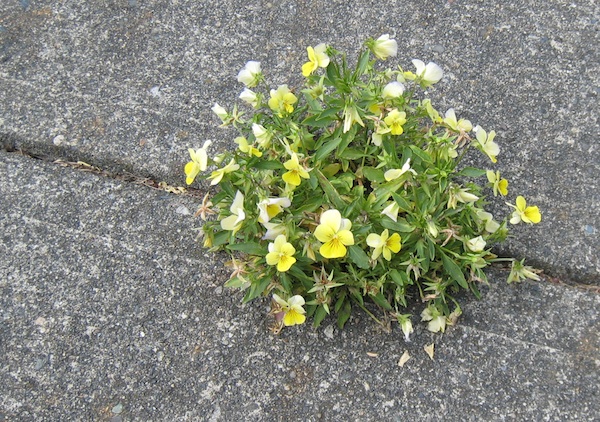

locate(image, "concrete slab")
[[1, 151, 598, 420], [1, 1, 598, 283]]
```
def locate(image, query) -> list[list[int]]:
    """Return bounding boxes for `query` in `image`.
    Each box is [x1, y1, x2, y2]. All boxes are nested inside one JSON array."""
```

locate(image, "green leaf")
[[243, 276, 271, 303], [251, 160, 284, 170], [348, 245, 370, 269], [391, 192, 412, 211], [315, 168, 347, 210], [226, 242, 264, 255], [408, 145, 433, 163], [314, 137, 343, 162], [440, 251, 468, 289], [369, 291, 392, 310], [337, 300, 352, 328], [224, 276, 248, 289], [458, 167, 487, 178], [338, 148, 367, 160], [389, 269, 411, 286], [362, 166, 385, 183], [353, 49, 371, 80], [312, 305, 329, 328], [380, 217, 415, 233]]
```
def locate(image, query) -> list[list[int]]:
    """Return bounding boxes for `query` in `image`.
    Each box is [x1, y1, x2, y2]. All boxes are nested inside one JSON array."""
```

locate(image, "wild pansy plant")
[[186, 35, 542, 335]]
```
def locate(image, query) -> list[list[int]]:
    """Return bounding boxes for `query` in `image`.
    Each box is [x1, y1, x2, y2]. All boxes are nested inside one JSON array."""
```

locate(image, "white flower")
[[261, 222, 287, 241], [220, 191, 245, 233], [252, 123, 273, 148], [211, 103, 228, 121], [372, 34, 398, 60], [466, 236, 486, 253], [237, 61, 262, 87], [443, 108, 472, 132], [382, 81, 405, 99], [382, 201, 400, 222], [412, 59, 444, 87], [384, 159, 417, 181], [239, 88, 259, 107]]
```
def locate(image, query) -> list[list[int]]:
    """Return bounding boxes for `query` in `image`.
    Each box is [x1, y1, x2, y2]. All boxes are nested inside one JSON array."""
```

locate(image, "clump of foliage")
[[185, 35, 541, 336]]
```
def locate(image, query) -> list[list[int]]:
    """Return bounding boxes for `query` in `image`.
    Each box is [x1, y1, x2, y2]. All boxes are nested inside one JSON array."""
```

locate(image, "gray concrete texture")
[[0, 0, 599, 420], [1, 152, 598, 420], [0, 0, 598, 282]]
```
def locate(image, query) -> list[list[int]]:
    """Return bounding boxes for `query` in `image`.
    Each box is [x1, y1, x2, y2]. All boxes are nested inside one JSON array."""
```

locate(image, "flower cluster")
[[186, 35, 542, 335]]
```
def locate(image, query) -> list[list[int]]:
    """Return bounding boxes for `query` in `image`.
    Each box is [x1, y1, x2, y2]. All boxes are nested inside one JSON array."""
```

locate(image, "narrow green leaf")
[[391, 192, 412, 211], [457, 167, 487, 178], [312, 305, 329, 328], [226, 242, 264, 255], [337, 300, 352, 328], [380, 217, 415, 233], [315, 168, 347, 210], [251, 160, 284, 170], [369, 291, 392, 310], [348, 245, 370, 269], [440, 251, 468, 289], [408, 145, 433, 163], [314, 137, 343, 162]]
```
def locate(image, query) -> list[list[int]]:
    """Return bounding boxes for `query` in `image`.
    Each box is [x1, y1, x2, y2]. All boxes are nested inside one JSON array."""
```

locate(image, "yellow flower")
[[366, 229, 401, 261], [474, 126, 499, 163], [508, 196, 542, 224], [272, 294, 306, 326], [234, 136, 262, 157], [301, 43, 330, 77], [486, 170, 508, 196], [257, 197, 291, 223], [208, 158, 240, 185], [383, 109, 407, 135], [268, 85, 297, 116], [314, 209, 355, 259], [371, 34, 398, 60], [266, 235, 297, 272], [184, 140, 211, 185], [282, 153, 310, 187], [220, 190, 245, 232], [443, 108, 472, 132]]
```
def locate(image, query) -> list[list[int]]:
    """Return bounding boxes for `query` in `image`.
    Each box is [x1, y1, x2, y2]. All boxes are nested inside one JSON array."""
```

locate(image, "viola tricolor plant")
[[186, 35, 542, 336]]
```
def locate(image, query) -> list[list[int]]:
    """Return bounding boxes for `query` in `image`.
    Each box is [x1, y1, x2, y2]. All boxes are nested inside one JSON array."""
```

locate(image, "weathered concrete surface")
[[0, 0, 598, 282], [1, 152, 598, 421]]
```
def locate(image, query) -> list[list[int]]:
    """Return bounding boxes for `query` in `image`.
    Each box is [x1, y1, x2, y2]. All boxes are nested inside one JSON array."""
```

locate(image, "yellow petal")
[[282, 171, 301, 186], [283, 309, 306, 326], [499, 179, 509, 196], [277, 255, 296, 272], [314, 224, 335, 243], [387, 233, 402, 253], [336, 230, 355, 246], [184, 162, 200, 185], [515, 196, 527, 212], [524, 206, 542, 224], [320, 239, 347, 259]]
